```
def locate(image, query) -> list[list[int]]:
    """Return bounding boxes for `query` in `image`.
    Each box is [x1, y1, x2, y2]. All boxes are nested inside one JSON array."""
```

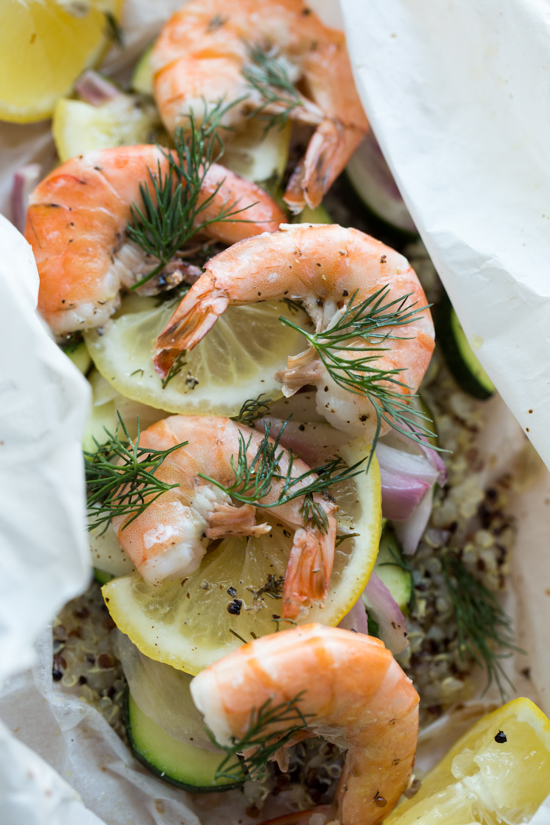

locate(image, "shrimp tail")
[[153, 279, 228, 377], [274, 347, 324, 397], [284, 120, 366, 213], [282, 519, 337, 620]]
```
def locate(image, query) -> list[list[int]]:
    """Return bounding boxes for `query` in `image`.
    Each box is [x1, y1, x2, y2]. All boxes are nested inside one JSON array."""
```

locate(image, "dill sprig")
[[230, 394, 272, 427], [443, 554, 522, 701], [127, 101, 253, 290], [242, 43, 302, 132], [104, 12, 124, 47], [280, 285, 438, 456], [211, 692, 313, 782], [198, 420, 366, 533], [161, 351, 187, 389], [85, 413, 186, 531], [248, 574, 285, 601]]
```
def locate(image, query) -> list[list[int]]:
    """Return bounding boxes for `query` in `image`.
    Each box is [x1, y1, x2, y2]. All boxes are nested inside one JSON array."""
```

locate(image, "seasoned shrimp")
[[154, 224, 435, 441], [190, 623, 419, 825], [112, 415, 337, 619], [25, 144, 284, 337], [151, 0, 369, 212]]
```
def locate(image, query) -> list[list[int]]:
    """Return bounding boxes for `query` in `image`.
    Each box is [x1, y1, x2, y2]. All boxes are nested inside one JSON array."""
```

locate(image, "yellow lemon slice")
[[0, 0, 122, 123], [102, 439, 381, 674], [386, 697, 550, 824], [85, 295, 310, 418]]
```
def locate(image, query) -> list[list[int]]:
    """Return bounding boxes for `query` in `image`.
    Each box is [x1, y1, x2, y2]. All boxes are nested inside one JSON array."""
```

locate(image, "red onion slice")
[[11, 164, 41, 233], [380, 466, 431, 521], [338, 597, 369, 635], [395, 488, 434, 556], [362, 573, 409, 654], [74, 70, 121, 106], [255, 416, 349, 466], [376, 441, 440, 486]]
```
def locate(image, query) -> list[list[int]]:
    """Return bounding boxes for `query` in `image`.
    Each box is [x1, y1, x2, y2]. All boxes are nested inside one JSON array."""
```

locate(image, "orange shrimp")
[[151, 0, 369, 212], [190, 623, 419, 825], [25, 145, 285, 337], [153, 224, 435, 442], [111, 415, 337, 620]]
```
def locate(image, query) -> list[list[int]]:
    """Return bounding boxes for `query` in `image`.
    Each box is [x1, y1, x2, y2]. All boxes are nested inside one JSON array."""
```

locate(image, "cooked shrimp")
[[154, 224, 435, 441], [190, 623, 419, 825], [151, 0, 368, 212], [25, 144, 284, 337], [112, 415, 337, 619]]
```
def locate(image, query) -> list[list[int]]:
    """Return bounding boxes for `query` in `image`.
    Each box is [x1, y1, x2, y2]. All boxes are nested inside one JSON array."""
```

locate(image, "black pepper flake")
[[52, 669, 63, 682], [227, 599, 242, 615], [495, 730, 507, 743], [79, 675, 87, 685], [227, 586, 237, 596]]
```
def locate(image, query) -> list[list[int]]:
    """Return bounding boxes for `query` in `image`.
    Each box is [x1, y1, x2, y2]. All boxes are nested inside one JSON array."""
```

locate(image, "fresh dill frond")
[[207, 13, 227, 32], [248, 574, 285, 601], [211, 692, 313, 782], [104, 12, 124, 47], [85, 413, 186, 531], [242, 43, 302, 132], [198, 420, 366, 533], [161, 351, 187, 389], [335, 531, 360, 547], [282, 297, 303, 315], [230, 394, 272, 427], [280, 285, 439, 456], [127, 101, 254, 290], [443, 554, 522, 701]]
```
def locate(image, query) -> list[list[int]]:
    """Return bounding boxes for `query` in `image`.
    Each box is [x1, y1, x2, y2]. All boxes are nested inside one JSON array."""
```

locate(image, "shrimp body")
[[190, 623, 419, 825], [112, 416, 337, 619], [154, 224, 435, 441], [25, 145, 284, 336], [151, 0, 368, 212]]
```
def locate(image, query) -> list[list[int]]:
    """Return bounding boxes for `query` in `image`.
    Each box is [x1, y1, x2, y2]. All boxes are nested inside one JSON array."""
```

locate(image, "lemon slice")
[[53, 93, 161, 163], [0, 0, 122, 123], [102, 439, 381, 674], [84, 295, 310, 418], [386, 697, 550, 824]]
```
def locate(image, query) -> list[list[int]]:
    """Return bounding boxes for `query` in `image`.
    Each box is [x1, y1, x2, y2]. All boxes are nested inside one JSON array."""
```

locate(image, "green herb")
[[198, 420, 366, 533], [127, 101, 253, 290], [85, 413, 186, 531], [242, 43, 302, 132], [161, 351, 187, 389], [272, 614, 297, 631], [229, 628, 248, 644], [248, 574, 285, 601], [443, 554, 522, 701], [282, 297, 303, 315], [335, 531, 360, 547], [211, 692, 313, 782], [230, 394, 272, 427], [104, 11, 123, 47], [207, 13, 227, 32], [280, 285, 439, 457]]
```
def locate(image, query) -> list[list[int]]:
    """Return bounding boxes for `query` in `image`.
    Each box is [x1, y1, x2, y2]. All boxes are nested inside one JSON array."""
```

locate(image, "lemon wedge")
[[0, 0, 122, 123], [84, 295, 310, 418], [102, 439, 381, 674], [386, 697, 550, 824]]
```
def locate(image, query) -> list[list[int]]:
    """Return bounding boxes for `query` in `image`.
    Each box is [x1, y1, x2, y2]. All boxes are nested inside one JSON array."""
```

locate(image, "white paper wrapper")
[[1, 0, 550, 821]]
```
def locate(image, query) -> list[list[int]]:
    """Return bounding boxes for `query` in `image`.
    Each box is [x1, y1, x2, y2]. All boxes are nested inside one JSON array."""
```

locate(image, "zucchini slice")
[[372, 528, 412, 612], [125, 690, 244, 793], [436, 293, 495, 400]]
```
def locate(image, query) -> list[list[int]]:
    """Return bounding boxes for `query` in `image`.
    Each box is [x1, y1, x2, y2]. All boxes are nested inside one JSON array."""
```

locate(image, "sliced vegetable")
[[338, 596, 369, 634], [346, 131, 417, 234], [132, 45, 155, 96], [436, 293, 495, 400], [74, 70, 120, 106], [373, 528, 412, 612], [294, 203, 332, 224], [125, 691, 244, 792], [362, 573, 408, 654], [64, 340, 92, 376], [93, 568, 113, 585]]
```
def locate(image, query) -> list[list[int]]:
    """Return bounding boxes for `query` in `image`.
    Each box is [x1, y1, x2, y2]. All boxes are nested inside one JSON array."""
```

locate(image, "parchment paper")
[[1, 0, 550, 821]]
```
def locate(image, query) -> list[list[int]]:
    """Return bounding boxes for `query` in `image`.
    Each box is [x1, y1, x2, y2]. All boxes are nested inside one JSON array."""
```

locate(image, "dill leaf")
[[242, 43, 303, 133], [230, 394, 272, 427]]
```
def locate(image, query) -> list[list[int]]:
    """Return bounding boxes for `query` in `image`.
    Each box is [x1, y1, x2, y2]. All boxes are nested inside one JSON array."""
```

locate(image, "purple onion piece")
[[376, 441, 440, 486], [11, 164, 41, 233], [395, 488, 434, 555], [338, 597, 369, 635], [363, 573, 409, 654], [74, 70, 121, 106], [390, 428, 448, 486], [379, 466, 431, 521]]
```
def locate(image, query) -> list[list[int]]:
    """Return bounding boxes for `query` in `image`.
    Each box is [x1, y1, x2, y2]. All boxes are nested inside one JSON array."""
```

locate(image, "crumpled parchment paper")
[[1, 0, 550, 821]]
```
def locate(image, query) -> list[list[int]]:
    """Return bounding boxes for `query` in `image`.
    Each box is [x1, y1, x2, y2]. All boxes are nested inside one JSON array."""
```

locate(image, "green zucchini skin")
[[93, 568, 113, 585], [436, 293, 495, 400], [124, 690, 244, 793]]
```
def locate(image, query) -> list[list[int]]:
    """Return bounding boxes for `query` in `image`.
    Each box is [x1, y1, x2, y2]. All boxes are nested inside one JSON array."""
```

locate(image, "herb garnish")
[[104, 11, 124, 47], [248, 574, 285, 601], [242, 44, 303, 133], [127, 101, 252, 291], [211, 692, 312, 782], [85, 414, 186, 532], [443, 554, 522, 700], [161, 351, 187, 389], [198, 420, 366, 532], [230, 394, 272, 427], [280, 285, 438, 456]]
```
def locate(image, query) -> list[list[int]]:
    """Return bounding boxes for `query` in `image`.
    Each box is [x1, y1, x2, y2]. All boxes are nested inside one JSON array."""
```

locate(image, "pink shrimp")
[[151, 0, 369, 212]]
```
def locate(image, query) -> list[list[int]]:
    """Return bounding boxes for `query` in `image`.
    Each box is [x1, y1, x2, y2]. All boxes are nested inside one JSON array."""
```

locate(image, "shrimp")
[[25, 144, 285, 337], [112, 415, 337, 620], [151, 0, 369, 212], [190, 623, 419, 825], [153, 224, 435, 442]]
